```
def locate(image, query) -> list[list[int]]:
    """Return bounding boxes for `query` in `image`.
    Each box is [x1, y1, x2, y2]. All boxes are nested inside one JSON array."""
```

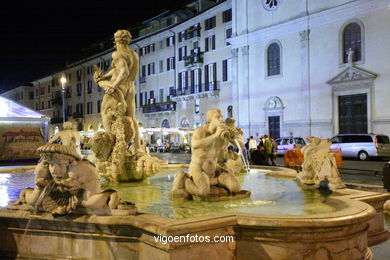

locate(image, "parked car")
[[330, 134, 390, 161], [274, 137, 306, 155]]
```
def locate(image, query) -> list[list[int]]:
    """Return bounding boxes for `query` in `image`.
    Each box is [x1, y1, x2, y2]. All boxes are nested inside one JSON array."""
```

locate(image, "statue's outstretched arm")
[[192, 126, 228, 149], [48, 133, 60, 144], [93, 64, 114, 84]]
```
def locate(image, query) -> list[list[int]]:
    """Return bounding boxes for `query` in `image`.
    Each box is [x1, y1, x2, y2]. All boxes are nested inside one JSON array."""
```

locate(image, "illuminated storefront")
[[0, 96, 50, 161]]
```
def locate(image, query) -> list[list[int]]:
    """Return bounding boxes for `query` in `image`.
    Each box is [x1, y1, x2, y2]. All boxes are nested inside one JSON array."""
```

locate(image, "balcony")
[[142, 102, 176, 114], [184, 51, 204, 67], [172, 82, 220, 102], [139, 76, 146, 84], [186, 27, 201, 40]]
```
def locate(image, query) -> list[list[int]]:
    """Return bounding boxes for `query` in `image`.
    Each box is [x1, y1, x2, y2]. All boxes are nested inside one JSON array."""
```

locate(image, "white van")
[[274, 137, 306, 155], [330, 134, 390, 160]]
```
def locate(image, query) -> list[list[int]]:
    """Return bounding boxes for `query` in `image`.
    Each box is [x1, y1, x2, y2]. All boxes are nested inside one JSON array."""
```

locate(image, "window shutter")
[[178, 72, 182, 90], [185, 71, 188, 89], [222, 60, 227, 81]]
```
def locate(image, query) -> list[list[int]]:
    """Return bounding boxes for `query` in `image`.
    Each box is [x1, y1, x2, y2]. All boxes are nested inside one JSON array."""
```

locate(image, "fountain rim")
[[0, 164, 386, 236], [0, 192, 382, 237]]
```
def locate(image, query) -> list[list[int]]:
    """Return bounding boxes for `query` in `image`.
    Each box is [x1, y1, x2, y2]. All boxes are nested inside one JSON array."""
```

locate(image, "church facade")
[[229, 0, 390, 139]]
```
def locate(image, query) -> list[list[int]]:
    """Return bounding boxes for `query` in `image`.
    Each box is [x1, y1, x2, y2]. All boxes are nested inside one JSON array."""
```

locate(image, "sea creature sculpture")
[[10, 144, 135, 215], [296, 136, 345, 190]]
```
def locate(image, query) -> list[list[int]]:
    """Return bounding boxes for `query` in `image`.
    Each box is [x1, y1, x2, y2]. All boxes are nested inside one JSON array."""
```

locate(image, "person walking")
[[248, 136, 257, 156], [257, 136, 266, 165], [264, 135, 273, 166], [270, 136, 278, 166]]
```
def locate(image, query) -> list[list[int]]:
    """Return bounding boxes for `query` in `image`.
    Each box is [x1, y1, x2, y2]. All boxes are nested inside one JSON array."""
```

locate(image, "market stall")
[[0, 96, 50, 161]]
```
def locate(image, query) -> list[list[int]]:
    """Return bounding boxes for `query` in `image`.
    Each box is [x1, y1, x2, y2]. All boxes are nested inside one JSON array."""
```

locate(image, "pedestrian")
[[156, 138, 162, 147], [244, 138, 250, 158], [270, 136, 278, 166], [264, 135, 273, 166], [248, 136, 257, 157]]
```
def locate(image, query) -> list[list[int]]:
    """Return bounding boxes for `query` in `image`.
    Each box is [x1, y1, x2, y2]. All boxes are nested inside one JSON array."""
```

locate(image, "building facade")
[[1, 84, 35, 110], [2, 0, 390, 142], [230, 0, 390, 139]]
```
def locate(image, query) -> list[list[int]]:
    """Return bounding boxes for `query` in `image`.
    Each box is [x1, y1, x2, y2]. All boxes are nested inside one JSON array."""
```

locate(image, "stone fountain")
[[0, 30, 389, 260]]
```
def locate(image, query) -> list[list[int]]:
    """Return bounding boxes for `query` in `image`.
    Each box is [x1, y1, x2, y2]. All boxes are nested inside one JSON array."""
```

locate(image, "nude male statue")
[[49, 121, 81, 156], [183, 109, 241, 197], [93, 29, 141, 153]]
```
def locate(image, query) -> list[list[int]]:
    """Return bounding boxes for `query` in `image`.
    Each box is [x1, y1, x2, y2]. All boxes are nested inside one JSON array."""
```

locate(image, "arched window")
[[162, 119, 170, 128], [180, 117, 190, 128], [343, 23, 362, 63], [267, 42, 281, 76]]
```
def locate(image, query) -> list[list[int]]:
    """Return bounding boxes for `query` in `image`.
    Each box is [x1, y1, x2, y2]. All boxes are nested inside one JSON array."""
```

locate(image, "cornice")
[[229, 0, 390, 48]]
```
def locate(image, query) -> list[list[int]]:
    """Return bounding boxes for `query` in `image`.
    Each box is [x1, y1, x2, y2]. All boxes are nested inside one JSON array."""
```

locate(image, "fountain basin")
[[0, 165, 389, 259]]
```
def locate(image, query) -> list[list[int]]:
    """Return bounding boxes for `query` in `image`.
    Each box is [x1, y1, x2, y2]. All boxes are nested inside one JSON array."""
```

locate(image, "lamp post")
[[60, 73, 67, 124]]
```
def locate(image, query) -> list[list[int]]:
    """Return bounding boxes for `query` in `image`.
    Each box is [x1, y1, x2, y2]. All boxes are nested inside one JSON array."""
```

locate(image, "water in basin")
[[0, 170, 35, 207], [0, 168, 342, 219], [115, 168, 336, 219]]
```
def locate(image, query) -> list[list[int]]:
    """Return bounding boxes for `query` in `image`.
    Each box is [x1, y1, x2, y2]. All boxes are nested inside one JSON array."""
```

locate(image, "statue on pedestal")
[[347, 48, 354, 67], [170, 109, 249, 201], [296, 136, 345, 190], [91, 30, 164, 182]]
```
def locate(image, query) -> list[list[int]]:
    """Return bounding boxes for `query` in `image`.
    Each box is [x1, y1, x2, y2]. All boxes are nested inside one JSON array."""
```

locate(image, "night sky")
[[0, 0, 184, 92]]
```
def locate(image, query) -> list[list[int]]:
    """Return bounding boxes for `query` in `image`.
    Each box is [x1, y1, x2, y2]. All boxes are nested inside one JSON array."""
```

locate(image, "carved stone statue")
[[9, 144, 135, 215], [384, 200, 390, 212], [170, 109, 250, 200], [224, 117, 245, 174], [92, 29, 164, 182], [296, 136, 345, 190], [48, 121, 81, 157], [347, 48, 354, 67]]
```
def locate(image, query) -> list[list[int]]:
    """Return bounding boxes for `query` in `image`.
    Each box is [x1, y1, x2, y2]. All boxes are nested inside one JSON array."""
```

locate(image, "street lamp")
[[60, 73, 67, 124]]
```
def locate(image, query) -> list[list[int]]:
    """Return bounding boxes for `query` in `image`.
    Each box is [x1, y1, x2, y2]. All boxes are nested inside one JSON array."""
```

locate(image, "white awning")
[[0, 96, 49, 122]]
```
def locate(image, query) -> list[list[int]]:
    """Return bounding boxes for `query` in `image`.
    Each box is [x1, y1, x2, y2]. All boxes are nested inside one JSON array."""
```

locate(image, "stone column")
[[300, 29, 311, 136], [237, 45, 250, 136], [231, 48, 239, 120]]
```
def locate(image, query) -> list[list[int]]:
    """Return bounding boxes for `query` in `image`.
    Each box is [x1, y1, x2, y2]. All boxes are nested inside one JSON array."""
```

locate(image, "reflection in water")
[[0, 174, 10, 207], [115, 168, 336, 219], [0, 171, 35, 207], [1, 168, 336, 219]]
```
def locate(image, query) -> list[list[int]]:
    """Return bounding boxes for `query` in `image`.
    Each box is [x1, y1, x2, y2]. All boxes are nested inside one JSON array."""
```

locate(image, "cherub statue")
[[297, 136, 345, 190], [49, 121, 81, 157], [10, 144, 134, 215]]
